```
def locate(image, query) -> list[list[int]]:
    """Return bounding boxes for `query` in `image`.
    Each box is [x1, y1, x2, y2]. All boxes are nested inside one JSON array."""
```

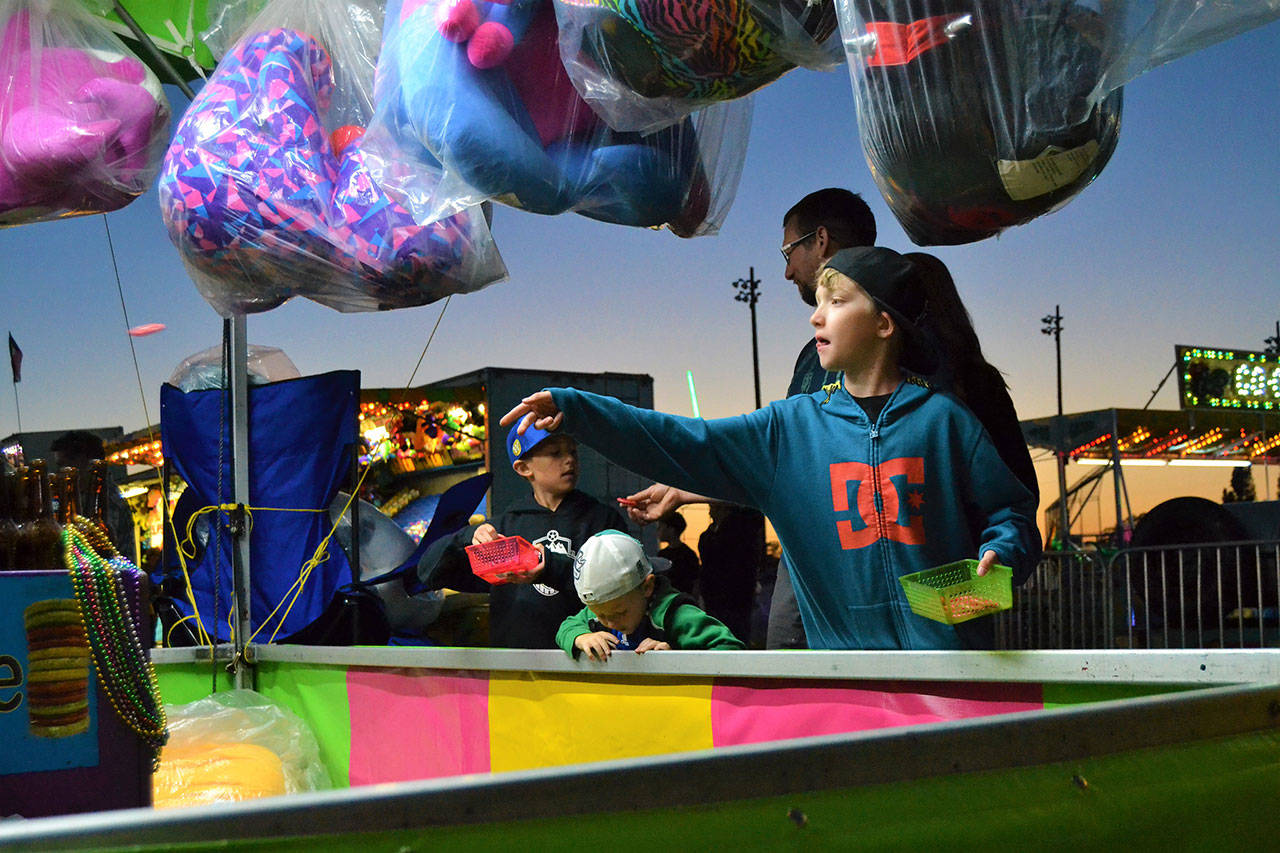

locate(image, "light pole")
[[1265, 322, 1279, 501], [1041, 306, 1070, 549], [734, 267, 762, 410]]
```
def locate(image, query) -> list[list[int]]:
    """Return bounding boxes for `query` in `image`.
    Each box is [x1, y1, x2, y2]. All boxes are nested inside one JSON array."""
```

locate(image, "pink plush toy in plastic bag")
[[0, 0, 169, 226]]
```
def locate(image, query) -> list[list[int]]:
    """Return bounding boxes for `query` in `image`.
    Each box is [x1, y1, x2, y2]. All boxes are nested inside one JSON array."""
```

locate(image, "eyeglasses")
[[779, 230, 818, 262]]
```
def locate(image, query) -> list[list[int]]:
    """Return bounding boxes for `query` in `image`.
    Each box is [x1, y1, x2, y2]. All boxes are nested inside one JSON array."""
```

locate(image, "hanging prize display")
[[835, 0, 1122, 246]]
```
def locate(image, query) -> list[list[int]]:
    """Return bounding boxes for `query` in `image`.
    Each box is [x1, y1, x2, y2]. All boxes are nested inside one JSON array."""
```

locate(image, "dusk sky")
[[1, 17, 1276, 533]]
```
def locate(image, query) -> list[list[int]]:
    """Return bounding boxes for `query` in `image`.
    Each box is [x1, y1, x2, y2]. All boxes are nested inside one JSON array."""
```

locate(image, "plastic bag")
[[552, 0, 842, 133], [158, 0, 508, 316], [1079, 0, 1280, 125], [0, 0, 169, 227], [167, 344, 301, 392], [366, 0, 750, 237], [837, 0, 1123, 246], [152, 689, 331, 808]]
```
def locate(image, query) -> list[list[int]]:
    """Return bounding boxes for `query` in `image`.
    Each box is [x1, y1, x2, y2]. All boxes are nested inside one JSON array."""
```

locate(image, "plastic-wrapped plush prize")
[[0, 0, 169, 227], [836, 0, 1122, 245], [157, 0, 507, 316], [551, 0, 842, 133], [363, 0, 750, 237]]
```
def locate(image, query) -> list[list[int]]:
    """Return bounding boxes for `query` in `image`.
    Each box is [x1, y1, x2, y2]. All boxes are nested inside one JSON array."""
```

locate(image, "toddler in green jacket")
[[557, 530, 745, 660]]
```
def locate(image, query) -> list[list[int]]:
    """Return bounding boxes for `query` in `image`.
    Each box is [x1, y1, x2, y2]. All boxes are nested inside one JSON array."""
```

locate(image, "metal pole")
[[229, 315, 253, 689], [1042, 307, 1069, 549], [111, 1, 197, 100], [1265, 326, 1278, 501], [1110, 410, 1126, 545], [733, 268, 763, 410]]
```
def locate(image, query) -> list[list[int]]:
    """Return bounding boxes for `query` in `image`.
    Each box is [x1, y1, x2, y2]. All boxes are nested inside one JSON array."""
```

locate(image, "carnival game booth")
[[3, 643, 1280, 848]]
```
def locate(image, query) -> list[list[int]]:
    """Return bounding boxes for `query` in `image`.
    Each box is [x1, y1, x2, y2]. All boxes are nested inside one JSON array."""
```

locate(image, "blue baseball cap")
[[506, 422, 557, 466]]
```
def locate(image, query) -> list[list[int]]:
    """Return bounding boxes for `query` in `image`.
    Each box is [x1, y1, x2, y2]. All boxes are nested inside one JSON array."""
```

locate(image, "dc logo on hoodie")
[[829, 457, 926, 548]]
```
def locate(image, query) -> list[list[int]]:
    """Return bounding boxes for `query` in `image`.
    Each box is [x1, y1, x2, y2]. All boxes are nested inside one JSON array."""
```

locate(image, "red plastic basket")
[[465, 535, 540, 585]]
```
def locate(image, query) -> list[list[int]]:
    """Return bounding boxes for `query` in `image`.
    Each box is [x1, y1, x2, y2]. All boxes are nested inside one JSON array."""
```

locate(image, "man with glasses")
[[780, 187, 878, 398], [622, 187, 878, 649]]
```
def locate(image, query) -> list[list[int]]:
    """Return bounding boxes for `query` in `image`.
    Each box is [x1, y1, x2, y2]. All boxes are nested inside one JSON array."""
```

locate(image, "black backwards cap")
[[822, 246, 939, 376]]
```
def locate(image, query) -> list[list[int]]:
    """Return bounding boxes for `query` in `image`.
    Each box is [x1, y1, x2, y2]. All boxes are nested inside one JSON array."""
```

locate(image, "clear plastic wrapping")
[[838, 0, 1280, 246], [153, 689, 331, 808], [167, 343, 302, 392], [552, 0, 842, 132], [1081, 0, 1280, 123], [837, 0, 1123, 245], [0, 0, 169, 227], [158, 0, 508, 316], [364, 0, 750, 237]]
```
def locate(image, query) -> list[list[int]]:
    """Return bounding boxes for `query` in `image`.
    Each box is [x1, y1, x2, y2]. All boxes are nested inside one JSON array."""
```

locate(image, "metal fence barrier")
[[995, 540, 1280, 649]]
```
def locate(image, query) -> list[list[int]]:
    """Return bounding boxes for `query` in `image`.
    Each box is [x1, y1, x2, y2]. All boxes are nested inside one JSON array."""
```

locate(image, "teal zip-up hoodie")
[[548, 382, 1040, 651]]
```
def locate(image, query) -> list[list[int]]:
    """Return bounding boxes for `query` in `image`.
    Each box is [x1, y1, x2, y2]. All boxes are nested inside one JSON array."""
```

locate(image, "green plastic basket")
[[898, 561, 1012, 625]]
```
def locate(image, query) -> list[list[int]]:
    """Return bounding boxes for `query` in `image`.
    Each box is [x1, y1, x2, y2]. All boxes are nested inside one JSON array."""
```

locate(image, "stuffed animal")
[[379, 0, 715, 234], [0, 6, 168, 226], [158, 25, 506, 316], [554, 0, 832, 102], [845, 0, 1121, 245]]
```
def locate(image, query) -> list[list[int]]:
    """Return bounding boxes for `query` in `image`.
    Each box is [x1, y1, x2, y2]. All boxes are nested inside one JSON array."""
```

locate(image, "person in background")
[[905, 252, 1039, 502], [656, 511, 700, 599], [557, 530, 744, 660], [50, 430, 134, 558], [696, 501, 764, 645], [505, 247, 1040, 651], [412, 423, 626, 648], [622, 188, 880, 650]]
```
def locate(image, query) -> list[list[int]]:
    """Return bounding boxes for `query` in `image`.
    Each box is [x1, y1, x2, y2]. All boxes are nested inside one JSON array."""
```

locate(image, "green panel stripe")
[[155, 660, 235, 707], [1042, 680, 1201, 708], [254, 661, 352, 787]]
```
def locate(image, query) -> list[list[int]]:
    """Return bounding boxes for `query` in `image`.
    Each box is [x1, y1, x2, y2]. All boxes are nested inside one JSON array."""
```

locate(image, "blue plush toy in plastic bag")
[[365, 0, 751, 237]]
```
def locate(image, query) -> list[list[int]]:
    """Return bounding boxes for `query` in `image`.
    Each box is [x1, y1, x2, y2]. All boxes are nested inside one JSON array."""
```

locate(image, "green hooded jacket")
[[556, 575, 746, 656]]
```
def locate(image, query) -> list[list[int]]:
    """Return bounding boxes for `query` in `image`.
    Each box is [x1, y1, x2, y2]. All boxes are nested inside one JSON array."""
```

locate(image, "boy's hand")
[[574, 631, 618, 661], [499, 391, 563, 434], [496, 542, 545, 584], [634, 638, 671, 654], [621, 484, 706, 524], [976, 549, 999, 576], [471, 523, 499, 545]]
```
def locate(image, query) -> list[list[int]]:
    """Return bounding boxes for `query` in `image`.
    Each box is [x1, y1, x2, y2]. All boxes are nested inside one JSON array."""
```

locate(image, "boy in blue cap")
[[413, 423, 626, 648], [501, 247, 1040, 651]]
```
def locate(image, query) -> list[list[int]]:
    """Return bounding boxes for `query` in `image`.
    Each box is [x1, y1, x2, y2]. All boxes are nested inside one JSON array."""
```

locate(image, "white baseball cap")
[[573, 530, 653, 605]]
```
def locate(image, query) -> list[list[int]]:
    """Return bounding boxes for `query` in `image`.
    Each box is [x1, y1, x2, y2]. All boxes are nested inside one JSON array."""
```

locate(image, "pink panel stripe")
[[347, 667, 490, 785], [710, 679, 1043, 748]]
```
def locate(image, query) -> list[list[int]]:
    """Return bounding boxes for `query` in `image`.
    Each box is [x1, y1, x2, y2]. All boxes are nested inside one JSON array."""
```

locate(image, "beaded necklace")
[[63, 517, 168, 770]]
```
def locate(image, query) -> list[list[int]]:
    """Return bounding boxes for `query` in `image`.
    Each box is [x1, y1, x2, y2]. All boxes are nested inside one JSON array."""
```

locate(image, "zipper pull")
[[869, 425, 879, 440]]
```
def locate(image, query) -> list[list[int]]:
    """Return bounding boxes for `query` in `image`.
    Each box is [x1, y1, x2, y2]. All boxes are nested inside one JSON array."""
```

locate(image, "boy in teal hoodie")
[[557, 530, 745, 660], [507, 247, 1040, 651]]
